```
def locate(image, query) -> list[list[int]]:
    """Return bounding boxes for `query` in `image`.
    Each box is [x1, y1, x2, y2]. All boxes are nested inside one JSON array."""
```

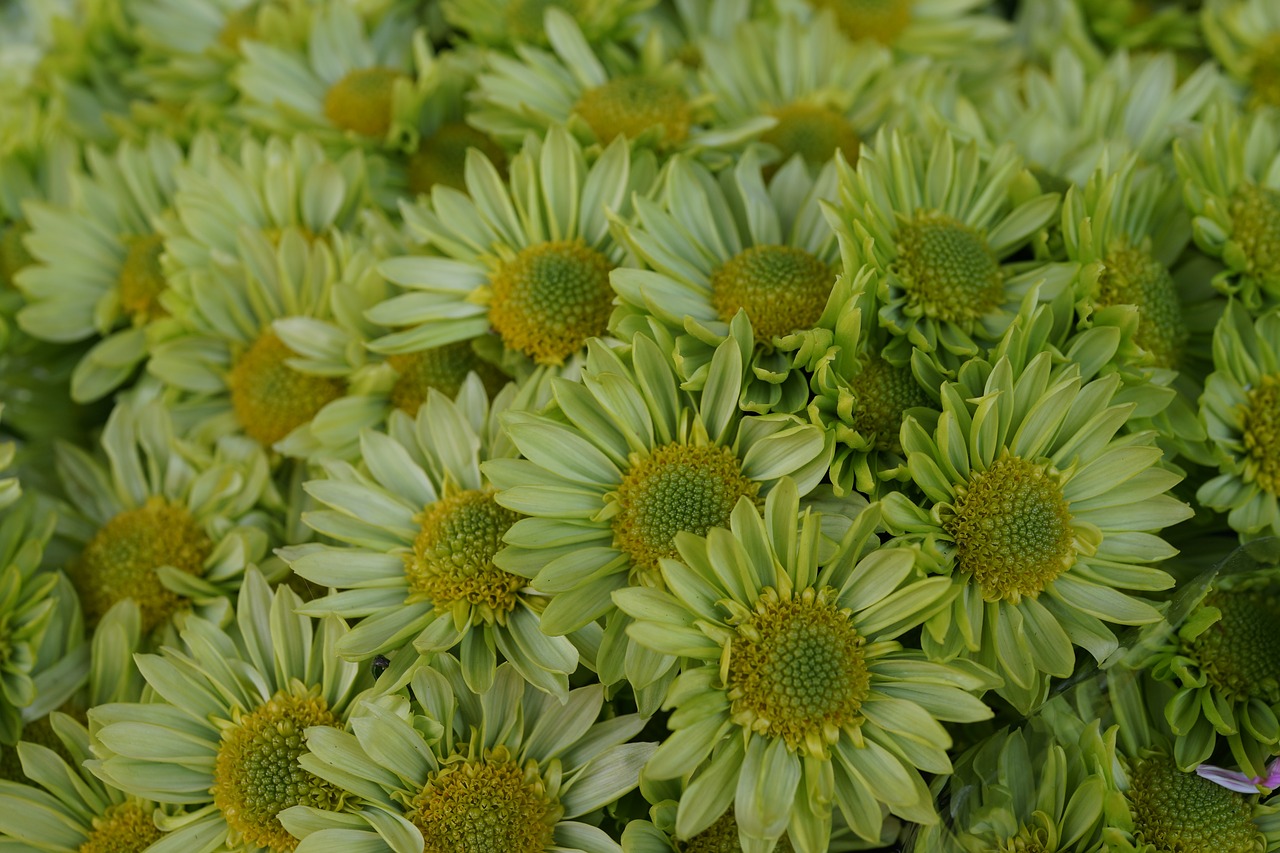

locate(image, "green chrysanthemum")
[[1203, 0, 1280, 109], [278, 657, 655, 853], [1198, 303, 1280, 540], [88, 569, 368, 853], [611, 151, 842, 414], [441, 0, 655, 49], [828, 129, 1066, 368], [881, 332, 1193, 712], [281, 378, 579, 698], [615, 482, 995, 849], [484, 331, 832, 713]]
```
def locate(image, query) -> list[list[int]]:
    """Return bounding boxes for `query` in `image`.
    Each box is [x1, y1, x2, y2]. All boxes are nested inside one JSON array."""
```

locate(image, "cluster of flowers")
[[2, 0, 1280, 850]]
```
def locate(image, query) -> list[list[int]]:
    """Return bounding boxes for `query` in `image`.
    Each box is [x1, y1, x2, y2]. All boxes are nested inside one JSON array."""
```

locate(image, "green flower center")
[[0, 221, 33, 290], [727, 587, 871, 758], [760, 103, 860, 170], [945, 453, 1076, 603], [1242, 373, 1280, 496], [212, 690, 344, 853], [406, 490, 525, 624], [405, 745, 561, 853], [1127, 756, 1263, 853], [894, 211, 1005, 326], [504, 0, 579, 44], [709, 245, 834, 344], [227, 330, 346, 447], [118, 233, 167, 323], [1188, 585, 1280, 704], [1228, 183, 1280, 285], [1249, 34, 1280, 108], [1096, 242, 1187, 369], [573, 76, 692, 147], [323, 67, 404, 138], [612, 443, 760, 576], [847, 357, 930, 453], [0, 715, 69, 782], [489, 238, 614, 365], [78, 801, 165, 853], [72, 496, 212, 632], [387, 344, 509, 414], [680, 810, 794, 853], [407, 121, 507, 196], [810, 0, 912, 44]]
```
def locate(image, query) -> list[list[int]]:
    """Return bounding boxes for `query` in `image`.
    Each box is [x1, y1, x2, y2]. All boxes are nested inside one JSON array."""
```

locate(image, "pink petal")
[[1195, 764, 1264, 793]]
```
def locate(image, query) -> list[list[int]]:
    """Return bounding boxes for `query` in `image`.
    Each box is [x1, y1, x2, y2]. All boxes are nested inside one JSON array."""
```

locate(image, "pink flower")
[[1195, 757, 1280, 793]]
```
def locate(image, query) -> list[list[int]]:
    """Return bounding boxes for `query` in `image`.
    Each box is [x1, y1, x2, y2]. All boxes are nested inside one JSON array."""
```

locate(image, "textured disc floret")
[[1187, 585, 1280, 704], [72, 496, 212, 631], [117, 233, 167, 323], [1126, 755, 1264, 853], [387, 346, 508, 414], [488, 238, 614, 365], [847, 357, 931, 453], [943, 453, 1076, 603], [893, 211, 1005, 326], [1241, 374, 1280, 496], [404, 744, 561, 853], [709, 245, 835, 343], [810, 0, 911, 44], [759, 103, 860, 170], [1229, 184, 1280, 285], [407, 122, 507, 196], [78, 801, 165, 853], [211, 690, 344, 852], [405, 489, 525, 624], [573, 76, 693, 146], [1097, 242, 1187, 369], [683, 810, 794, 853], [227, 330, 345, 447], [612, 443, 760, 576], [323, 67, 404, 138], [726, 587, 872, 757]]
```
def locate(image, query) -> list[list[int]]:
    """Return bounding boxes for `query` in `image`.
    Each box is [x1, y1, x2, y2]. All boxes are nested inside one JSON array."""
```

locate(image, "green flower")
[[484, 332, 832, 713], [881, 335, 1192, 712], [827, 128, 1065, 368], [1203, 0, 1280, 109], [614, 482, 994, 849], [88, 568, 369, 853], [611, 150, 842, 414], [1198, 303, 1280, 540], [279, 656, 655, 853], [441, 0, 655, 50], [282, 378, 579, 697]]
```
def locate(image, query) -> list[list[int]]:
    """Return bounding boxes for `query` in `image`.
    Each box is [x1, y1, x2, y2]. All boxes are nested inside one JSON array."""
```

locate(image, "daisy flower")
[[54, 392, 272, 639], [1197, 303, 1280, 540], [614, 482, 995, 849], [371, 127, 653, 370], [484, 332, 832, 712], [441, 0, 656, 50], [827, 128, 1065, 368], [281, 378, 580, 698], [15, 134, 184, 402], [88, 568, 370, 853], [1203, 0, 1280, 109], [280, 656, 655, 853], [1174, 105, 1280, 312], [611, 150, 842, 414], [880, 331, 1193, 713]]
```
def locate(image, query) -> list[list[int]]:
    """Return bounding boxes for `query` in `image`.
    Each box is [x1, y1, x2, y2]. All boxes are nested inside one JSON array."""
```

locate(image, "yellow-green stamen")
[[118, 233, 167, 323], [847, 357, 930, 453], [682, 809, 794, 853], [387, 344, 509, 414], [323, 67, 404, 138], [78, 801, 165, 853], [760, 103, 860, 171], [227, 330, 345, 447], [1229, 183, 1280, 286], [1242, 373, 1280, 496], [1249, 34, 1280, 108], [1188, 585, 1280, 704], [1096, 242, 1187, 369], [709, 245, 834, 344], [810, 0, 912, 44], [573, 76, 692, 147], [1127, 755, 1263, 853], [894, 211, 1005, 326]]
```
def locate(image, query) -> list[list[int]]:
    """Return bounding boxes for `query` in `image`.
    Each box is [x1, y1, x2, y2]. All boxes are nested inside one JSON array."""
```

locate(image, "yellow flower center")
[[1127, 755, 1263, 853], [405, 490, 525, 625], [217, 4, 259, 51], [847, 357, 931, 453], [760, 103, 860, 171], [323, 67, 404, 138], [727, 587, 871, 758], [72, 497, 211, 632], [407, 121, 508, 196], [488, 238, 614, 365], [1228, 183, 1280, 285], [944, 453, 1076, 603], [681, 810, 794, 853], [227, 330, 345, 447], [1248, 34, 1280, 108], [1096, 242, 1187, 369], [211, 690, 344, 853], [387, 345, 509, 414], [894, 211, 1005, 326], [612, 443, 760, 577], [0, 221, 33, 290], [809, 0, 912, 44], [118, 233, 168, 323], [504, 0, 580, 44], [78, 802, 165, 853], [404, 745, 561, 853], [709, 245, 834, 344], [1188, 585, 1280, 704], [573, 76, 693, 147], [1242, 373, 1280, 496]]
